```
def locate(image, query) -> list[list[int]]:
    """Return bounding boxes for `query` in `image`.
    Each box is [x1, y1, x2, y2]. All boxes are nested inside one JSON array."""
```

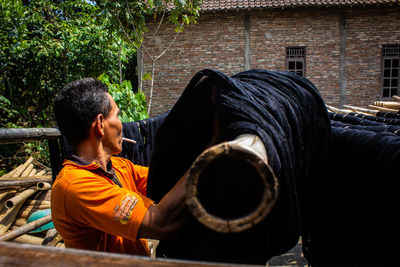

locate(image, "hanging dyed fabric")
[[119, 112, 168, 166], [376, 111, 400, 119], [304, 122, 400, 265], [331, 120, 400, 136], [146, 69, 331, 264]]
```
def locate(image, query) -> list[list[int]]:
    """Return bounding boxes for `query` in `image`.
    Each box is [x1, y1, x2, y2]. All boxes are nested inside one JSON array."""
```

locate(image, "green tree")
[[0, 0, 136, 173], [1, 0, 202, 127], [98, 73, 148, 122], [0, 0, 135, 128]]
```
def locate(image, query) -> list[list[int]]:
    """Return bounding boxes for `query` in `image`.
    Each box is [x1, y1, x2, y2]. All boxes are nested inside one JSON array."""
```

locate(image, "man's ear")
[[94, 114, 105, 137]]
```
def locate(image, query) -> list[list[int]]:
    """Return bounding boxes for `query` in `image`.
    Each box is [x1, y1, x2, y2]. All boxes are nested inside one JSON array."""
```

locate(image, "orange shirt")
[[51, 155, 154, 255]]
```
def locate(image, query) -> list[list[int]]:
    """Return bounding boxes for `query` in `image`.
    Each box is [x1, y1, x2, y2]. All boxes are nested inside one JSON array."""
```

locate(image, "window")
[[382, 44, 400, 98], [286, 47, 306, 77]]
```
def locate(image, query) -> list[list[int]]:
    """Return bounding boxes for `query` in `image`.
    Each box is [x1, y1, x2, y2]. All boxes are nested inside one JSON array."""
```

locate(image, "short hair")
[[53, 78, 111, 148]]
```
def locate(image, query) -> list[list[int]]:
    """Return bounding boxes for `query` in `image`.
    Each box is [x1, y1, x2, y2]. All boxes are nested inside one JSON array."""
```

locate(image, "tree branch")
[[154, 20, 184, 61]]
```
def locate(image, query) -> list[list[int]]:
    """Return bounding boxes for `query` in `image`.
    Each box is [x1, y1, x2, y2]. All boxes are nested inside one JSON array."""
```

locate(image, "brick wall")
[[141, 5, 400, 116], [345, 8, 400, 105]]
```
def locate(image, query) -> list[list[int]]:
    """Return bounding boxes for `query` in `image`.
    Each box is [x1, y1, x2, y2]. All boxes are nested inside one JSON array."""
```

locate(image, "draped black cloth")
[[329, 112, 384, 126], [302, 110, 400, 265], [376, 110, 400, 119], [347, 112, 400, 125], [329, 111, 400, 126], [331, 120, 400, 136], [118, 112, 168, 167], [146, 69, 331, 264]]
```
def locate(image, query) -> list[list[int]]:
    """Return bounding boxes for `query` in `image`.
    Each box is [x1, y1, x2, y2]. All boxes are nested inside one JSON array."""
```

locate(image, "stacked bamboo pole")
[[327, 95, 400, 116], [0, 157, 64, 248]]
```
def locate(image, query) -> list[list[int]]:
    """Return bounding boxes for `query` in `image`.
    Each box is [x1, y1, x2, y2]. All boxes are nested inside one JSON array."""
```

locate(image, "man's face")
[[103, 94, 123, 155]]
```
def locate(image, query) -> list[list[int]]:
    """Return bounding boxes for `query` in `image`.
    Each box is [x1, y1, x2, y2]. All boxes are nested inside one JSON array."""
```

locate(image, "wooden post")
[[186, 134, 278, 233]]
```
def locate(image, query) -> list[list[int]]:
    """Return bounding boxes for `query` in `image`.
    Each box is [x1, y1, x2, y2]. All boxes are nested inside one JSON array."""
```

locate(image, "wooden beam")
[[0, 242, 252, 267], [0, 128, 61, 145]]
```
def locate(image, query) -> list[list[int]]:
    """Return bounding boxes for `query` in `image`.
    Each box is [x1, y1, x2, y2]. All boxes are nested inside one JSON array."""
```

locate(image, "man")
[[51, 78, 188, 256]]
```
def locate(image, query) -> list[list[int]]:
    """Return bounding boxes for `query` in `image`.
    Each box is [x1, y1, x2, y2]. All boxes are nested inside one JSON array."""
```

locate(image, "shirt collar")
[[64, 153, 122, 187]]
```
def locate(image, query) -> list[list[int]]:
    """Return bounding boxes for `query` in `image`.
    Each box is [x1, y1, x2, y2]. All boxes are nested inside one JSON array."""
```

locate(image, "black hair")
[[53, 78, 111, 148]]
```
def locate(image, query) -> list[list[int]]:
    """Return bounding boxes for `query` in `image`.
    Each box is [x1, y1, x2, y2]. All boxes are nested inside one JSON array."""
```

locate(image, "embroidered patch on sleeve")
[[113, 194, 139, 224]]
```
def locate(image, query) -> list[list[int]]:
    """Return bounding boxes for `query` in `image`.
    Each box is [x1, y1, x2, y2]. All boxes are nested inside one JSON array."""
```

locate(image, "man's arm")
[[137, 170, 190, 240]]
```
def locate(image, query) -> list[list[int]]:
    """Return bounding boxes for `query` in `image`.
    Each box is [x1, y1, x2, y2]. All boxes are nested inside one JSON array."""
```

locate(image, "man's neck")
[[75, 140, 111, 171]]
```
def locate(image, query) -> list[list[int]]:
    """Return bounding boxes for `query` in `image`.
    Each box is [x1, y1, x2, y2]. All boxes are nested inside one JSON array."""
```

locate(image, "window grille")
[[382, 44, 400, 98], [286, 47, 306, 77]]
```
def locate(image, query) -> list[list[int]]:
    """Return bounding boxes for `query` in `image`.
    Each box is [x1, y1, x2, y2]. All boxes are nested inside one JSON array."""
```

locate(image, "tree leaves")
[[0, 0, 135, 127], [98, 73, 149, 122]]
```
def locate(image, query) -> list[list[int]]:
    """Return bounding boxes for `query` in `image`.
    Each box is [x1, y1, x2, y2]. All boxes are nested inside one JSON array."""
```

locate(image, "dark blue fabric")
[[118, 112, 168, 167], [376, 111, 400, 119], [348, 112, 400, 125], [305, 124, 400, 265], [329, 112, 387, 126], [146, 69, 331, 264], [331, 118, 400, 136]]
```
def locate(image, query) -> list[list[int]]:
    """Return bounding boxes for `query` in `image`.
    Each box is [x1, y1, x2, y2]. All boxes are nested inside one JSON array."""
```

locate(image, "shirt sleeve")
[[126, 161, 149, 196], [64, 175, 154, 241]]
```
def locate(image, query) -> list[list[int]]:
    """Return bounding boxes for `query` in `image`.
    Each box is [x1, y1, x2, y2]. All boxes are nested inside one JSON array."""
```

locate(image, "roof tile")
[[200, 0, 399, 10]]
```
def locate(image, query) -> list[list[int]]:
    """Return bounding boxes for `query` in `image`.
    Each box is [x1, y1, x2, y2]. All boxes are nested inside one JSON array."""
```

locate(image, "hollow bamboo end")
[[186, 141, 278, 233], [36, 182, 51, 191]]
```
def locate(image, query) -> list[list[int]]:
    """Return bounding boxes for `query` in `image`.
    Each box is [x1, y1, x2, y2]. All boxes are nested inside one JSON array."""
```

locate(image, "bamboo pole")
[[16, 199, 50, 220], [186, 134, 278, 233], [0, 191, 17, 211], [21, 164, 34, 178], [0, 176, 52, 188], [0, 164, 24, 179], [392, 95, 400, 101], [4, 187, 39, 210], [5, 182, 51, 210], [326, 105, 352, 114], [36, 170, 46, 176], [56, 242, 65, 248], [12, 218, 27, 227], [368, 105, 398, 113], [23, 200, 50, 209], [43, 228, 57, 242], [373, 101, 400, 110], [44, 231, 63, 247], [28, 168, 37, 177], [11, 234, 44, 245], [16, 205, 41, 220], [0, 214, 52, 241], [13, 157, 34, 178], [0, 128, 61, 145], [343, 105, 378, 115], [0, 201, 24, 236]]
